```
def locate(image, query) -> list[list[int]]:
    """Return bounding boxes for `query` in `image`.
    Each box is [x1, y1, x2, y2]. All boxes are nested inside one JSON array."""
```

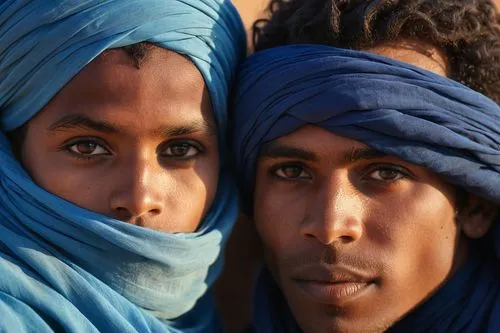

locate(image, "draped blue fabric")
[[0, 1, 245, 332], [232, 45, 500, 332]]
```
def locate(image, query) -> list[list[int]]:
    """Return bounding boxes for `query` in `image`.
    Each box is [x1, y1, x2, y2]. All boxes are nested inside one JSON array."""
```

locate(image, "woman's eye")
[[163, 143, 200, 158], [368, 168, 406, 182], [274, 165, 311, 180], [67, 141, 109, 156]]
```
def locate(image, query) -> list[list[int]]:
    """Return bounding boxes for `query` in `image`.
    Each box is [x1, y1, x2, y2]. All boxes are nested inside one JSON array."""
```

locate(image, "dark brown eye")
[[75, 142, 96, 154], [274, 165, 311, 180], [163, 142, 200, 158], [68, 141, 108, 155], [369, 168, 405, 181], [171, 144, 190, 156]]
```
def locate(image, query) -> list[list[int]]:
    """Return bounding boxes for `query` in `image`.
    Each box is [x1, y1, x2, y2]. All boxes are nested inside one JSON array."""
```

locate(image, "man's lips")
[[291, 265, 376, 306]]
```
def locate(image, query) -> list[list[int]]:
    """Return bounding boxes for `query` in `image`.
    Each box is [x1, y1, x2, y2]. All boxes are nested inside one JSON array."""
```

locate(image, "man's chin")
[[293, 314, 392, 333], [285, 288, 393, 333]]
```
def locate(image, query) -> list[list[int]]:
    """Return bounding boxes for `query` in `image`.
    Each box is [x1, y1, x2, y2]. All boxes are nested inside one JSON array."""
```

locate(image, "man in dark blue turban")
[[0, 1, 245, 332], [231, 0, 500, 332]]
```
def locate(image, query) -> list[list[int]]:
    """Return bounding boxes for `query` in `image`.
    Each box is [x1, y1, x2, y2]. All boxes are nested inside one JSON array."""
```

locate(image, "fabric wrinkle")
[[232, 44, 500, 333], [0, 1, 245, 332]]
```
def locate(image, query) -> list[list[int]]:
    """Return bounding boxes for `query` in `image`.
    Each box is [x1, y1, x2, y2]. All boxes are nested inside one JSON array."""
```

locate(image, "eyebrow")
[[48, 114, 217, 137], [154, 120, 217, 137], [48, 114, 119, 134], [260, 142, 319, 161], [343, 147, 388, 164], [260, 142, 388, 164]]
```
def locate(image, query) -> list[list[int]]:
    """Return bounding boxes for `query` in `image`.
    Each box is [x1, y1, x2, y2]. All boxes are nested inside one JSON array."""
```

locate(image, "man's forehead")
[[259, 125, 387, 164], [263, 124, 366, 148], [367, 40, 448, 77]]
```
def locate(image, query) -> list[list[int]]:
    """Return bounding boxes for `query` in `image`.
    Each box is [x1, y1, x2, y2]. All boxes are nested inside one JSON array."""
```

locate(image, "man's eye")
[[67, 140, 109, 156], [274, 165, 311, 180], [367, 168, 406, 182], [163, 142, 201, 158]]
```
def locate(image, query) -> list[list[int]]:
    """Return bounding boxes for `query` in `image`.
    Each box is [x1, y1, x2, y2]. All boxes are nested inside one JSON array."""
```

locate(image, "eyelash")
[[362, 164, 414, 183], [269, 163, 414, 184], [270, 163, 312, 183], [59, 138, 204, 161], [158, 140, 204, 160], [60, 137, 110, 161]]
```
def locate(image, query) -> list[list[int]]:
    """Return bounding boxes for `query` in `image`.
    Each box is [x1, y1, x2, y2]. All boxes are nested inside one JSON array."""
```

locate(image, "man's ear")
[[459, 193, 498, 239]]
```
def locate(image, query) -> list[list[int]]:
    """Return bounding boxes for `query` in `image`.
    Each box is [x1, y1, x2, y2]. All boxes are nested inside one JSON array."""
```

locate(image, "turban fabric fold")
[[232, 45, 500, 333], [0, 1, 245, 332]]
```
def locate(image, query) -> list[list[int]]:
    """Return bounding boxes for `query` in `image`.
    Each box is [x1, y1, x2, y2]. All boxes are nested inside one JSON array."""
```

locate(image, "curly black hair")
[[253, 0, 500, 103]]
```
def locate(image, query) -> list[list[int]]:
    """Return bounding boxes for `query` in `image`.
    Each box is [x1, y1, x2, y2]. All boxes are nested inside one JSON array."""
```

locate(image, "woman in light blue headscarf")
[[0, 1, 245, 332]]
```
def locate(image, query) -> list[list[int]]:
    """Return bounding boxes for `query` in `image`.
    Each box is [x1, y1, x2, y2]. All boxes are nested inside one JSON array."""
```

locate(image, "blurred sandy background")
[[232, 0, 269, 49]]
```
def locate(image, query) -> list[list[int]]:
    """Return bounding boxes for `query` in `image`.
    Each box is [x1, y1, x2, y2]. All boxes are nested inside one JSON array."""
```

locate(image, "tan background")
[[232, 0, 269, 48], [232, 0, 268, 29]]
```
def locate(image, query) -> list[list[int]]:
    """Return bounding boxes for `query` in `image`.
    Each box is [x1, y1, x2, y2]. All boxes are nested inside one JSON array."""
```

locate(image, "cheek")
[[367, 181, 457, 246], [191, 154, 219, 212], [253, 172, 306, 266], [371, 185, 460, 308], [22, 149, 113, 213], [166, 166, 219, 226], [21, 137, 85, 198]]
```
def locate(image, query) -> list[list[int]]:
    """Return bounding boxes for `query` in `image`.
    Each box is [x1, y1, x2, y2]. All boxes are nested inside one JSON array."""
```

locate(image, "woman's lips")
[[294, 279, 373, 305]]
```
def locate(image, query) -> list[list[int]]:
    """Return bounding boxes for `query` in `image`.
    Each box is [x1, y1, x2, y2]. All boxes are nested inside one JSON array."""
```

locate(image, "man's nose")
[[300, 174, 363, 245], [109, 154, 164, 224]]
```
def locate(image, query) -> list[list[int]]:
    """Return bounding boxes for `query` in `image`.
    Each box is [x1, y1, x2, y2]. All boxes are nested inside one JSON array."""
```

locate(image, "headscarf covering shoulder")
[[0, 1, 245, 332], [232, 44, 500, 333]]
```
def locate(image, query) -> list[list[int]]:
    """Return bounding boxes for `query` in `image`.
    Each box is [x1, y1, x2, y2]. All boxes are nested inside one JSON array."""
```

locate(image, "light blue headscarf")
[[0, 1, 245, 332]]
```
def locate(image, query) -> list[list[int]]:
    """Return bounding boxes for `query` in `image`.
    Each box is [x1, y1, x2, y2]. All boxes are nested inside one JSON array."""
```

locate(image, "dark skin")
[[252, 45, 498, 333], [18, 47, 219, 232]]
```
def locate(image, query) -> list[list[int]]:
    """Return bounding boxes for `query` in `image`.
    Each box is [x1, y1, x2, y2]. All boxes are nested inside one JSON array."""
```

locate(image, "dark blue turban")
[[232, 44, 500, 333]]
